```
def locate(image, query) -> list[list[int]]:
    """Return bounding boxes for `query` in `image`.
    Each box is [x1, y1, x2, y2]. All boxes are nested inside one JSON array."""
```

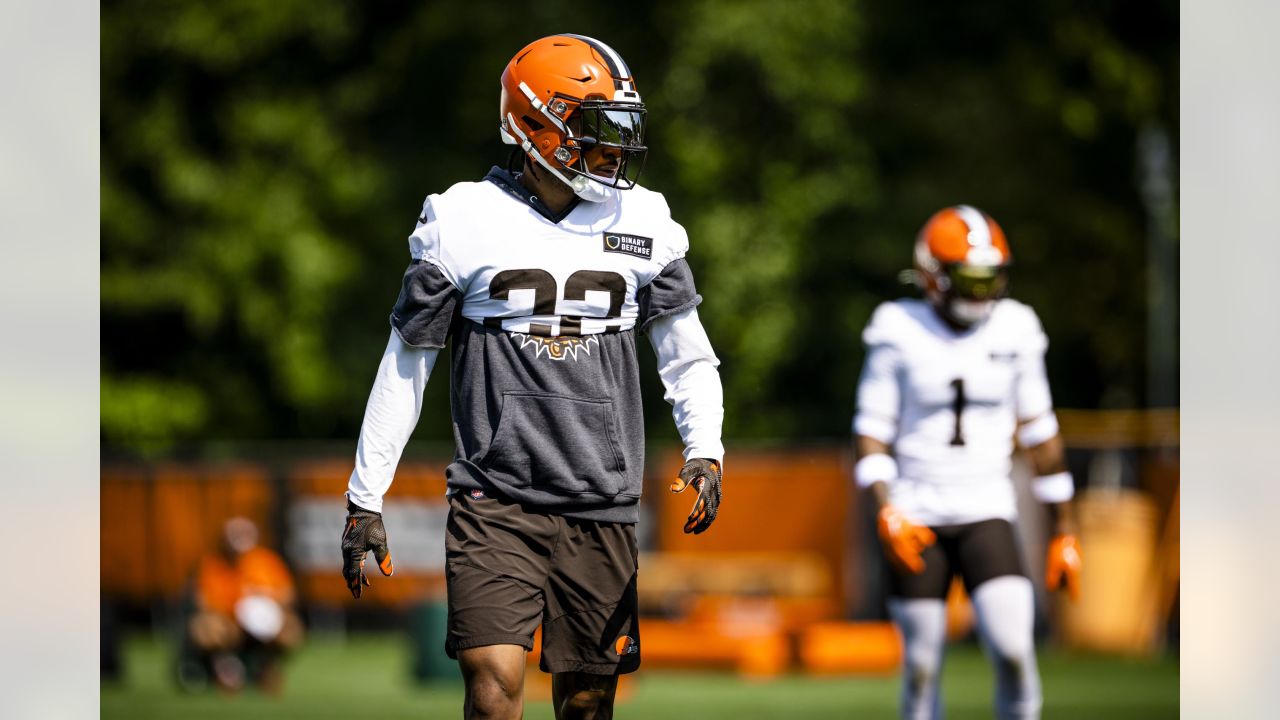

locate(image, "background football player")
[[852, 206, 1082, 720], [339, 35, 725, 720], [184, 517, 303, 693]]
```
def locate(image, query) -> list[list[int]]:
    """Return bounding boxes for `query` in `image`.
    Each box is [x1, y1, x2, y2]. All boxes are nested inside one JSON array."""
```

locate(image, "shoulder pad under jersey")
[[862, 299, 932, 347], [990, 298, 1049, 354]]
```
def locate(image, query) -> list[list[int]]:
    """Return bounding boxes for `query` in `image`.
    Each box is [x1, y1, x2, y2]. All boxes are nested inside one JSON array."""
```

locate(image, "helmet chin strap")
[[568, 173, 616, 203]]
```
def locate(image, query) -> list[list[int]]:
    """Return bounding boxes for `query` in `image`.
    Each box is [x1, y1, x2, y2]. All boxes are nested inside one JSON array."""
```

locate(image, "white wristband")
[[854, 453, 898, 489], [1032, 471, 1075, 503], [1017, 412, 1060, 448]]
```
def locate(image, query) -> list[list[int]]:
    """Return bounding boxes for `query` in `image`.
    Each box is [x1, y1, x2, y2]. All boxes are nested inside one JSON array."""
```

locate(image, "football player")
[[853, 206, 1082, 720], [340, 35, 725, 720]]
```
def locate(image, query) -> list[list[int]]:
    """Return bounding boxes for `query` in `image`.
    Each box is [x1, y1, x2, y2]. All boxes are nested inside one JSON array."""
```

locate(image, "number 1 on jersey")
[[949, 378, 966, 446]]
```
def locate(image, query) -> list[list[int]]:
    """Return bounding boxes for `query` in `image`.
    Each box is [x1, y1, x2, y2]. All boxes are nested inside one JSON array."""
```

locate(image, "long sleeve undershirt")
[[345, 332, 438, 512], [646, 306, 725, 464]]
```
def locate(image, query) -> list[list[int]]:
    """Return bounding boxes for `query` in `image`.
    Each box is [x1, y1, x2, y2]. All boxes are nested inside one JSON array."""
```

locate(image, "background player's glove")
[[877, 505, 936, 575], [341, 500, 394, 599], [1045, 533, 1082, 602], [671, 458, 722, 534]]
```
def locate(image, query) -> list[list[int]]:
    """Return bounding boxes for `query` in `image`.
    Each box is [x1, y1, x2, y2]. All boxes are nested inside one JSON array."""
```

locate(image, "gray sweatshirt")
[[346, 168, 724, 523]]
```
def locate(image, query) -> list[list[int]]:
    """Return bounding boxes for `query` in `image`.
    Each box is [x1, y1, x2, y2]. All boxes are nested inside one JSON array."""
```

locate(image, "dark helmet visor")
[[571, 102, 646, 145], [588, 107, 645, 146], [567, 102, 648, 188], [947, 264, 1009, 300]]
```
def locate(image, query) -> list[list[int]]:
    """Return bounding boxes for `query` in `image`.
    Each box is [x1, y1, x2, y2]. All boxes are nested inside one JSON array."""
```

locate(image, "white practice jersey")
[[854, 298, 1056, 526], [415, 176, 690, 338]]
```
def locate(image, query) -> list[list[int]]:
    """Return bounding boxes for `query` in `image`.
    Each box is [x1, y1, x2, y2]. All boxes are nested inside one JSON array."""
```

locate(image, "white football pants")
[[889, 575, 1042, 720]]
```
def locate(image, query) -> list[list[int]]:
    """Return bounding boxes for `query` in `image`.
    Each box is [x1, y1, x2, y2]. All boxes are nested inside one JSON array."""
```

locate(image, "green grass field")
[[102, 634, 1177, 719]]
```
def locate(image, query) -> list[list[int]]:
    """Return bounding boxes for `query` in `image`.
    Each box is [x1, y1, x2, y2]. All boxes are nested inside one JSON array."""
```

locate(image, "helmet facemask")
[[559, 101, 648, 190], [936, 262, 1009, 327], [502, 92, 648, 203]]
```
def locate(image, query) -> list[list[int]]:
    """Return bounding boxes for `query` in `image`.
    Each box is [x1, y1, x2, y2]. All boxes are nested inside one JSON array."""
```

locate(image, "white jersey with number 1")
[[854, 298, 1056, 526]]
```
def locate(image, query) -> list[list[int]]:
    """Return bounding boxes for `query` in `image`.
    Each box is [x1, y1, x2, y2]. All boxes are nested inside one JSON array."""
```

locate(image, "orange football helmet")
[[499, 34, 647, 200], [910, 205, 1012, 327]]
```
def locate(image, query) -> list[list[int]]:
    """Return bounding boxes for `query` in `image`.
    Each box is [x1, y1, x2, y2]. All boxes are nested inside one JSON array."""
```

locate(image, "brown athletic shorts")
[[444, 489, 641, 675], [887, 518, 1028, 600]]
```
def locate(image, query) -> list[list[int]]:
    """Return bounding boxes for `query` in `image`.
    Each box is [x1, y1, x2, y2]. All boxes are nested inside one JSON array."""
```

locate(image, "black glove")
[[670, 458, 722, 535], [341, 500, 394, 599]]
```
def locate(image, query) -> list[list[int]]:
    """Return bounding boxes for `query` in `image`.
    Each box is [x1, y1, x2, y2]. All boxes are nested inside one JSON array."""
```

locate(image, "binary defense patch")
[[602, 232, 653, 259]]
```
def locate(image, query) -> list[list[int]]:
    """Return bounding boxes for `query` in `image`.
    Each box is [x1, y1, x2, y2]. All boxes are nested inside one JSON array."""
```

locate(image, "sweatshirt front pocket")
[[481, 392, 628, 498]]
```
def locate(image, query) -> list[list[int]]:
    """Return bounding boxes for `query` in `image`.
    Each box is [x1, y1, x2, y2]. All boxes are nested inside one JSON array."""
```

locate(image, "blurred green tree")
[[101, 0, 1176, 453]]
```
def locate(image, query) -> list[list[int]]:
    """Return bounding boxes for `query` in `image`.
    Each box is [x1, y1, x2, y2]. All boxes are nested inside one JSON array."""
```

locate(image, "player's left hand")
[[341, 501, 394, 599], [1045, 533, 1082, 602], [671, 458, 721, 534]]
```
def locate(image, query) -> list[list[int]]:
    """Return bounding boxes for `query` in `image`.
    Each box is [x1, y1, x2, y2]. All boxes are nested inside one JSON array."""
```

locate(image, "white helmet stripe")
[[954, 205, 992, 247]]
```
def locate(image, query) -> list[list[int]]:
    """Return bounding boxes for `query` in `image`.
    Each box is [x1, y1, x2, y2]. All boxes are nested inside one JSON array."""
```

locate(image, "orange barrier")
[[633, 549, 836, 675], [650, 448, 856, 615], [687, 595, 836, 634], [638, 551, 833, 608], [1057, 409, 1179, 449], [102, 412, 1179, 664], [100, 466, 150, 602], [101, 463, 273, 601], [799, 621, 901, 674], [100, 459, 451, 607], [633, 619, 789, 678], [1055, 489, 1161, 654]]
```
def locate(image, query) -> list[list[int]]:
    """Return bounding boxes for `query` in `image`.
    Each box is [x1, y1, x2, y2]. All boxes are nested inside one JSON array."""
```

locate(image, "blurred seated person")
[[185, 517, 304, 693]]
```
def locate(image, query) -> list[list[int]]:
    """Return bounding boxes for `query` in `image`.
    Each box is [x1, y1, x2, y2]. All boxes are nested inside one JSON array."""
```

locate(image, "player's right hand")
[[341, 500, 394, 599], [877, 505, 936, 575]]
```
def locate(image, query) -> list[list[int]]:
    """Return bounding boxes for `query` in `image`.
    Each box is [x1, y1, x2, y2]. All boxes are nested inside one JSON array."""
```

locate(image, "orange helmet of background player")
[[911, 205, 1012, 327], [499, 34, 647, 199]]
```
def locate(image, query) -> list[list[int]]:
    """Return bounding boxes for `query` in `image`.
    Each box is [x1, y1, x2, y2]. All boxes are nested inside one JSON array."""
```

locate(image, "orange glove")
[[1045, 533, 1082, 602], [877, 505, 936, 575]]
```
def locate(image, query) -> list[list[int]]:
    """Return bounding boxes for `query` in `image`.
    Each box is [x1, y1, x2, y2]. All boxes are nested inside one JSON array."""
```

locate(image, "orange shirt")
[[196, 548, 295, 615]]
